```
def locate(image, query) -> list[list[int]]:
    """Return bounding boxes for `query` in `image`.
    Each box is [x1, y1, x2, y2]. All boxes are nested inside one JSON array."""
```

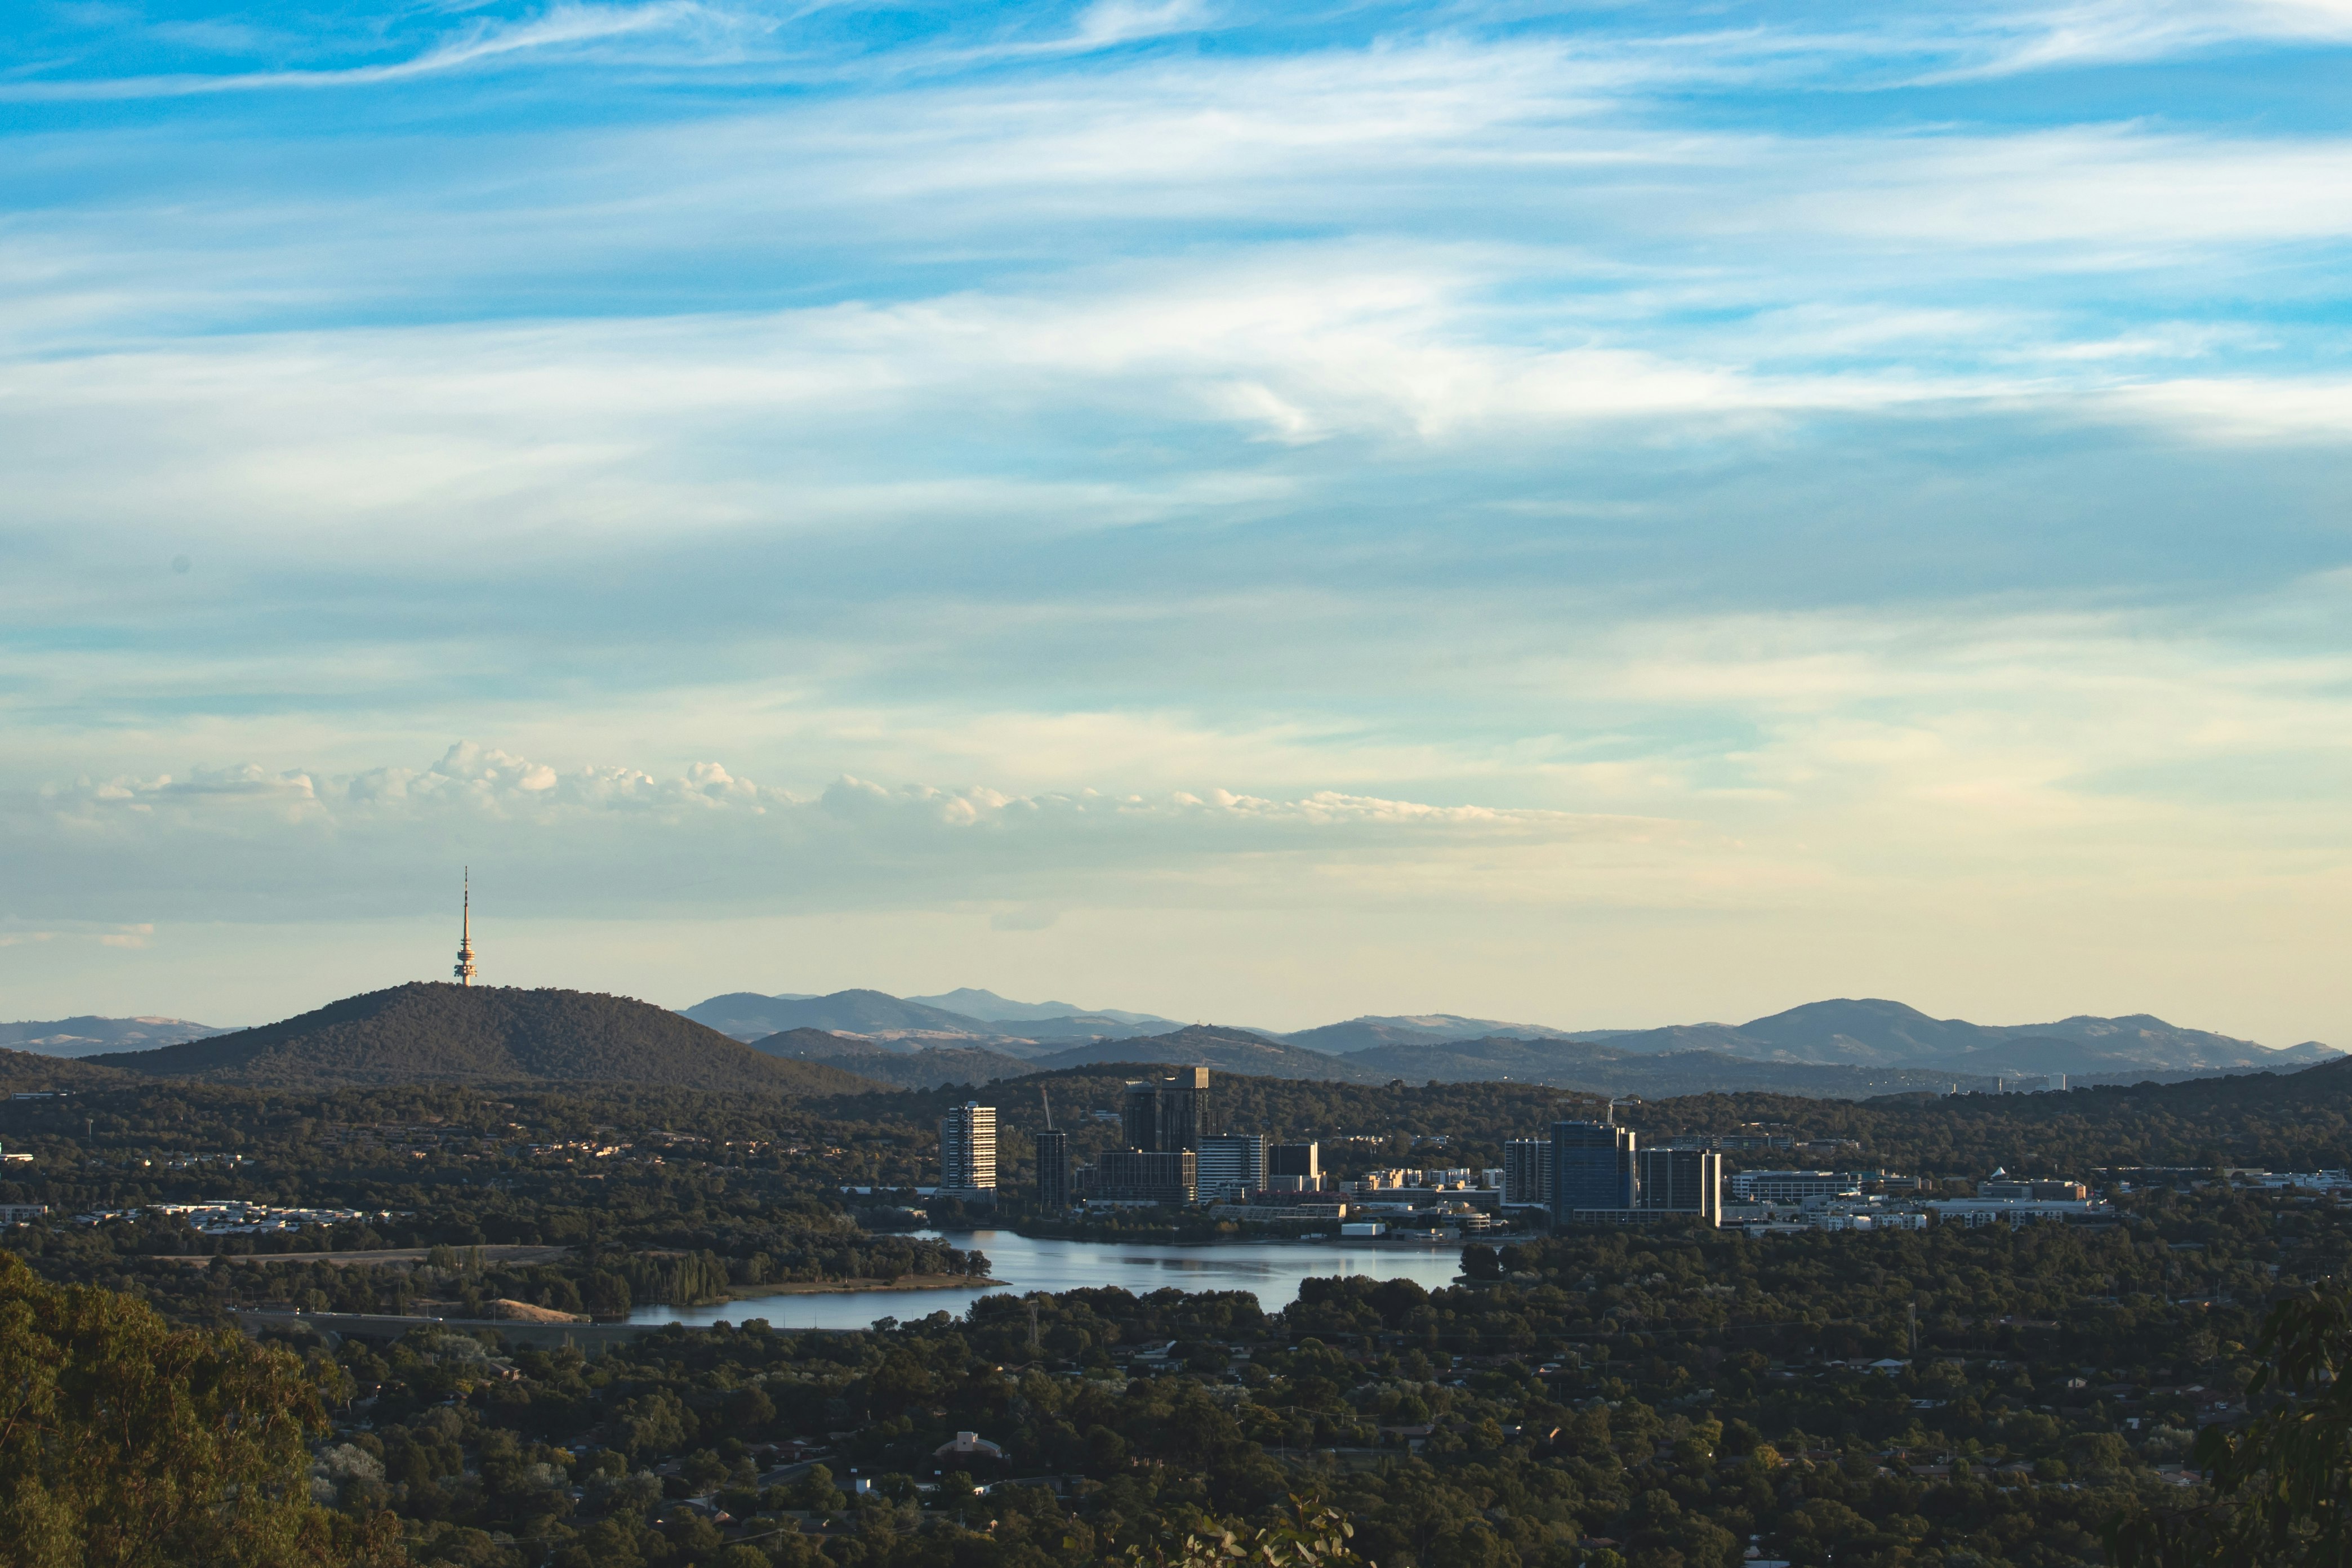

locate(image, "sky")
[[6, 1, 2352, 1040]]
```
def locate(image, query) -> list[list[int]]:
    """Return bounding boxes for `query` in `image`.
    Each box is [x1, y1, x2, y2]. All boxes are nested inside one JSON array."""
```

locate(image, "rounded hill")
[[88, 982, 882, 1093]]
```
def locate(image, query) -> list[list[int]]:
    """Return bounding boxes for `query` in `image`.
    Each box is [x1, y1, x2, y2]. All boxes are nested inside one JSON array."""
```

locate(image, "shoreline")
[[719, 1272, 1008, 1299], [961, 1226, 1490, 1250]]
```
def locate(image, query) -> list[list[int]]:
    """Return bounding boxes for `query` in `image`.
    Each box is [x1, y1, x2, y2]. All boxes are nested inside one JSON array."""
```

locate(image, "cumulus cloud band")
[[16, 743, 1681, 925]]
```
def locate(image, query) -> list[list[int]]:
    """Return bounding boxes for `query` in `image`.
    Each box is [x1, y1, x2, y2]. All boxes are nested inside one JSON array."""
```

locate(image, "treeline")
[[10, 1063, 2352, 1206], [11, 1133, 2350, 1566], [8, 1218, 989, 1322], [797, 1057, 2352, 1179], [235, 1182, 2350, 1568]]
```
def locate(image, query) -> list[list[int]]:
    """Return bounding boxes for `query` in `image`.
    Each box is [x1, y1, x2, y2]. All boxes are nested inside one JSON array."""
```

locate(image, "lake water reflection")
[[626, 1228, 1468, 1331]]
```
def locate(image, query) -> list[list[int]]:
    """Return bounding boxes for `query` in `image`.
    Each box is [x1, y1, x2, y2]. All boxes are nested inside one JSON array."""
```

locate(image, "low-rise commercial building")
[[1727, 1170, 1863, 1205], [1980, 1177, 2088, 1201], [1925, 1198, 2109, 1227], [1096, 1149, 1196, 1204]]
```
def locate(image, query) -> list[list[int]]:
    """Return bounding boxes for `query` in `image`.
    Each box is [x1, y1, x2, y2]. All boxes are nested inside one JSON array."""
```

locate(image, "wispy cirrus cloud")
[[1, 1, 717, 101], [1915, 0, 2352, 80], [10, 1, 2352, 1038]]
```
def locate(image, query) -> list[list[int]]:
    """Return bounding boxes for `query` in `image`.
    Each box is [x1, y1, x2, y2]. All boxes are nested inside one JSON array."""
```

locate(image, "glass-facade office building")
[[1550, 1119, 1636, 1219]]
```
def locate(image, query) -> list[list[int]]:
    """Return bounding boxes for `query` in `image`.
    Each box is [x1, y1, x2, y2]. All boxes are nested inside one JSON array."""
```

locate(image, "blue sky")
[[7, 1, 2352, 1038]]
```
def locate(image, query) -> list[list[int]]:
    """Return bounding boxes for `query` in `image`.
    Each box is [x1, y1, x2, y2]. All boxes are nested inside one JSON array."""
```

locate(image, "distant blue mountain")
[[1, 1015, 232, 1058], [679, 988, 1184, 1046], [679, 988, 2335, 1081], [1286, 1013, 1578, 1054], [903, 988, 1178, 1027]]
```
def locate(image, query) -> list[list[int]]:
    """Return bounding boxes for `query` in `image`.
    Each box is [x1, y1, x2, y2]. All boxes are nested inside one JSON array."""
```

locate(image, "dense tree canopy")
[[5, 1065, 2352, 1566], [0, 1250, 395, 1568]]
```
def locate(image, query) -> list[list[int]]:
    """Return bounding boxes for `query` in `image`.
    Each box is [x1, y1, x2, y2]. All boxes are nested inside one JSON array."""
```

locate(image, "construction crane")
[[1040, 1086, 1055, 1131]]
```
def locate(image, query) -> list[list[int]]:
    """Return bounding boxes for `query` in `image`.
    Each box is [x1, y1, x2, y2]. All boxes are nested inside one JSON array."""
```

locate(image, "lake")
[[626, 1228, 1471, 1331]]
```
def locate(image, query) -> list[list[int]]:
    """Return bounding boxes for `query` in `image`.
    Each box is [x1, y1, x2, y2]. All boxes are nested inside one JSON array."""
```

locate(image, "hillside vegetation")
[[0, 1046, 130, 1093], [747, 1028, 1035, 1089], [1030, 1025, 1393, 1081], [87, 984, 882, 1094], [810, 1054, 2352, 1180]]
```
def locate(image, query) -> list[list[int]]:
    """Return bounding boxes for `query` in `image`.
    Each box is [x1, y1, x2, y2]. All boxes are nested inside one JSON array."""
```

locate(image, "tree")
[[1124, 1499, 1372, 1568], [0, 1251, 395, 1568], [2108, 1282, 2352, 1566]]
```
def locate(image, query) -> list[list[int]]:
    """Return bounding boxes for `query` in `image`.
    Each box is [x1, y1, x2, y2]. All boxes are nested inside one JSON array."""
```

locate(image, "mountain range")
[[677, 988, 1186, 1054], [1285, 1014, 1592, 1053], [0, 1015, 232, 1058], [901, 988, 1173, 1026], [676, 988, 2335, 1082], [1561, 999, 2340, 1076], [8, 987, 2333, 1103], [737, 1022, 2015, 1102]]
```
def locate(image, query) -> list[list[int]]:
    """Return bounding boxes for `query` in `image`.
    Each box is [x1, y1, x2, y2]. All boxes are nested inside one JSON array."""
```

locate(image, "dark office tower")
[[1122, 1080, 1160, 1151], [1269, 1142, 1321, 1182], [1036, 1128, 1071, 1210], [1636, 1147, 1721, 1222], [1157, 1067, 1209, 1151], [1095, 1150, 1197, 1204], [1551, 1119, 1637, 1220]]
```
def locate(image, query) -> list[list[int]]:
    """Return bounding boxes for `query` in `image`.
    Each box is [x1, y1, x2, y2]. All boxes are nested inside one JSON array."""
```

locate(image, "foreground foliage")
[[8, 1071, 2352, 1565], [0, 1250, 395, 1568], [2106, 1283, 2352, 1566]]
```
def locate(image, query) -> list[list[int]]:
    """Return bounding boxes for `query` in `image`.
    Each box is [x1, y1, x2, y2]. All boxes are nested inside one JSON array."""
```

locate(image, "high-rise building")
[[1195, 1133, 1266, 1200], [1551, 1119, 1636, 1219], [939, 1102, 997, 1199], [1121, 1080, 1160, 1151], [1120, 1068, 1212, 1152], [1503, 1139, 1554, 1206], [1636, 1147, 1721, 1223], [1157, 1067, 1209, 1151], [1095, 1149, 1196, 1204], [1036, 1128, 1071, 1210]]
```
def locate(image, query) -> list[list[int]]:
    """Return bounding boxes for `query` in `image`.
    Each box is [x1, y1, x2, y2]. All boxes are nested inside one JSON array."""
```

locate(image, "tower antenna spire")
[[453, 868, 478, 987]]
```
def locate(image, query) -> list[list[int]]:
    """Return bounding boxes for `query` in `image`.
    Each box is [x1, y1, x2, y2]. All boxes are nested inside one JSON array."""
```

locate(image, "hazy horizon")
[[5, 968, 2333, 1054], [8, 3, 2352, 1045]]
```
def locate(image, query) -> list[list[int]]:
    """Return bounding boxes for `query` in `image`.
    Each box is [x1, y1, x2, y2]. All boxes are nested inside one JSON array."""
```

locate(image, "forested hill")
[[86, 983, 884, 1094], [746, 1027, 1035, 1090], [1029, 1026, 1393, 1081], [814, 1065, 1596, 1148], [1631, 1054, 2352, 1172], [808, 1055, 2352, 1174], [0, 1046, 130, 1093]]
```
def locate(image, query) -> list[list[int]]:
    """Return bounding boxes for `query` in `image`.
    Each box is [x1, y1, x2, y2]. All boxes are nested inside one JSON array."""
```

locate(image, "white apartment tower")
[[939, 1102, 998, 1197], [1195, 1133, 1266, 1200]]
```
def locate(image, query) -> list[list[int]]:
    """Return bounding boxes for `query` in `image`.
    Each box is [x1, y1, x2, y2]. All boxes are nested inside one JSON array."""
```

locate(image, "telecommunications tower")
[[454, 868, 478, 986]]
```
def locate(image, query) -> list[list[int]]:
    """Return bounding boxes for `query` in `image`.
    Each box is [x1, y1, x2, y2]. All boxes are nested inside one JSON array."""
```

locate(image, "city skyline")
[[9, 3, 2352, 1045]]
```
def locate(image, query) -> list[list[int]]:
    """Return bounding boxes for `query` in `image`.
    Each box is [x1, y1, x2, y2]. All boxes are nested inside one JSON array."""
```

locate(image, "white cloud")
[[17, 741, 1691, 926], [2, 2, 716, 100], [1928, 0, 2352, 79], [1070, 0, 1211, 48], [46, 740, 1647, 841]]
